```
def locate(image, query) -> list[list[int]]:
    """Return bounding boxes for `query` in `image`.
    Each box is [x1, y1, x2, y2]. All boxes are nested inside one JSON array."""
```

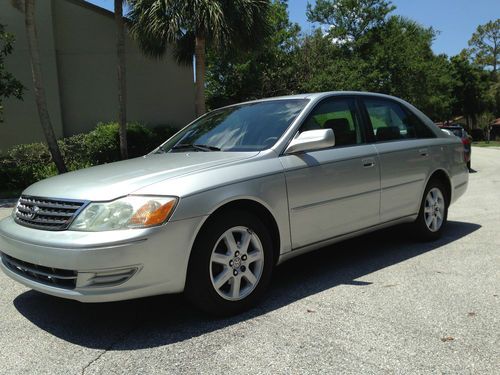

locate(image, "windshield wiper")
[[171, 143, 221, 152]]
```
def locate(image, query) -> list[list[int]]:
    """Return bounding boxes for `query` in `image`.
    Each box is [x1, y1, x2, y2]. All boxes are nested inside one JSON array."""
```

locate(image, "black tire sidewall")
[[185, 210, 274, 316]]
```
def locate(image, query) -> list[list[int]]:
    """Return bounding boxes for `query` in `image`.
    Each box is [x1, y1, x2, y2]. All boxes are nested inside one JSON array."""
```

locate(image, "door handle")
[[362, 158, 375, 168], [419, 148, 429, 157]]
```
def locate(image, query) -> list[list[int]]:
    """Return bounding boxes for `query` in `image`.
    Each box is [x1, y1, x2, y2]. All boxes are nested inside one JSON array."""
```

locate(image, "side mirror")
[[285, 129, 335, 154]]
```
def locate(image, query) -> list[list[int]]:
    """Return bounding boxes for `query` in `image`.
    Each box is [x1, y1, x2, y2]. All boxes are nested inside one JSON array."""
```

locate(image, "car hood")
[[23, 152, 259, 201]]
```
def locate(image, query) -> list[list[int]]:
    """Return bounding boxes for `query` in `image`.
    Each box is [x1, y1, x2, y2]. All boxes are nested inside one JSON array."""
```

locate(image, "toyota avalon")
[[0, 92, 468, 315]]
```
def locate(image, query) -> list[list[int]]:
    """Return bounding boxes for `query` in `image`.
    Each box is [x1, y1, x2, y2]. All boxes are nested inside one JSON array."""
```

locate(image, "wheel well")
[[202, 199, 281, 265], [429, 170, 452, 204]]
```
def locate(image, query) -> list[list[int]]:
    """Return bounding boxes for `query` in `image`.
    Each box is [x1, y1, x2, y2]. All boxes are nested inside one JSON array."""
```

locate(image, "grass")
[[472, 141, 500, 147]]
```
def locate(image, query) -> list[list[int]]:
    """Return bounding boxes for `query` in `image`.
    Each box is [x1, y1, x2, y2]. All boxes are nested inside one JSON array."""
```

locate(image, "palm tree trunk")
[[194, 35, 207, 117], [115, 0, 128, 159], [24, 0, 67, 173]]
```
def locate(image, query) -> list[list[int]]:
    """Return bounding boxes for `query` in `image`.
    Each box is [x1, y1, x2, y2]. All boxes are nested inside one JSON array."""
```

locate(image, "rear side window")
[[299, 98, 364, 147], [364, 98, 435, 142]]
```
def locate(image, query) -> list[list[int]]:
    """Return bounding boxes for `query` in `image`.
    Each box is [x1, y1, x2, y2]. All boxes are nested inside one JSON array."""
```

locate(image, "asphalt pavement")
[[0, 147, 498, 374]]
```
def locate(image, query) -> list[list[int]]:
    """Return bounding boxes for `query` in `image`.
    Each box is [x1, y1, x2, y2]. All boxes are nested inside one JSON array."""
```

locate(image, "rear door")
[[280, 96, 381, 249], [361, 97, 436, 222]]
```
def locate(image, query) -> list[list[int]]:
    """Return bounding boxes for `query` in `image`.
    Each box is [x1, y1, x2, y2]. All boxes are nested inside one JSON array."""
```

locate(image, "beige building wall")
[[0, 0, 195, 154], [1, 0, 65, 153]]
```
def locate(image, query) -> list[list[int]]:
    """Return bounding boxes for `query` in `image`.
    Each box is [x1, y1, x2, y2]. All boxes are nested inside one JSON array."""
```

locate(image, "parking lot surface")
[[0, 147, 498, 374]]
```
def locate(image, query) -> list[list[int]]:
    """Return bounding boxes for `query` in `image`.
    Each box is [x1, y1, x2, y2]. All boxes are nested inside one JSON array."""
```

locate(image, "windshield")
[[157, 99, 309, 152]]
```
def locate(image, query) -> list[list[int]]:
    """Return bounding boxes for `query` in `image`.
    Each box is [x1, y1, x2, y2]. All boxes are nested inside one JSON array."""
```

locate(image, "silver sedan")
[[0, 92, 468, 315]]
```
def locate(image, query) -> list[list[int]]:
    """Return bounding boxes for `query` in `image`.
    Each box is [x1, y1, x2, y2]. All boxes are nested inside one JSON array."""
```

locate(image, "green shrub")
[[84, 122, 121, 164], [1, 142, 56, 189], [85, 122, 177, 163], [151, 124, 178, 144], [59, 133, 93, 170], [0, 122, 180, 193]]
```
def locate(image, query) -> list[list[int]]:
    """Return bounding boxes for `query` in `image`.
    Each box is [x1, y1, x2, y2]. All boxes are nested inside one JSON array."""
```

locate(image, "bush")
[[0, 122, 179, 192], [1, 143, 56, 189], [85, 122, 177, 163]]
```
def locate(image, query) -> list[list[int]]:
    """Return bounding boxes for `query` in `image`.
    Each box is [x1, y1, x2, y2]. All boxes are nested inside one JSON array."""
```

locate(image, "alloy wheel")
[[209, 226, 264, 301], [424, 187, 445, 232]]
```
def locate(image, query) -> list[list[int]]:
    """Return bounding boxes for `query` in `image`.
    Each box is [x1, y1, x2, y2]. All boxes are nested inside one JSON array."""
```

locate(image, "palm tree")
[[128, 0, 271, 117], [115, 0, 128, 159], [12, 0, 67, 173]]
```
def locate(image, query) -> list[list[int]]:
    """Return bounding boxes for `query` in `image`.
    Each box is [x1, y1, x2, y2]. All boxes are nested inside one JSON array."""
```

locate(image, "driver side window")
[[299, 98, 364, 147]]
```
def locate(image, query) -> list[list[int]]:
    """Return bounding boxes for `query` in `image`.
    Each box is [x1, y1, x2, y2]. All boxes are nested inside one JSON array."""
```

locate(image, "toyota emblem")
[[27, 206, 40, 220]]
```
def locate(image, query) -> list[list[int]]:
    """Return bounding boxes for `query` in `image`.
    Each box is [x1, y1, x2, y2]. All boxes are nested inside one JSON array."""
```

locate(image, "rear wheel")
[[185, 211, 274, 316], [412, 179, 449, 241]]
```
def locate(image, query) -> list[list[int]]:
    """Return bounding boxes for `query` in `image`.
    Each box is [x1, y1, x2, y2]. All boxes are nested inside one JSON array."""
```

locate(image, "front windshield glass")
[[157, 99, 309, 152]]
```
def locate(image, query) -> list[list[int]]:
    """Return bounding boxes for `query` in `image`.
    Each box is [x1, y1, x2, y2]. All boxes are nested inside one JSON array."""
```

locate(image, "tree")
[[128, 0, 271, 117], [359, 16, 454, 120], [0, 23, 24, 122], [468, 19, 499, 73], [115, 0, 128, 159], [306, 0, 395, 41], [450, 53, 492, 128], [292, 12, 455, 121], [206, 0, 301, 108], [11, 0, 66, 173]]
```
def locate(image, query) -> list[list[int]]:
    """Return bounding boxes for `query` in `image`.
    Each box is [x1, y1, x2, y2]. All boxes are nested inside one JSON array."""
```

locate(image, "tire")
[[412, 178, 449, 241], [185, 210, 274, 316]]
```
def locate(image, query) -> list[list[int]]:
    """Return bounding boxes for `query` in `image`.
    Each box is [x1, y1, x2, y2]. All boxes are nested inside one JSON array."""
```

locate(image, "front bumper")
[[0, 215, 206, 302]]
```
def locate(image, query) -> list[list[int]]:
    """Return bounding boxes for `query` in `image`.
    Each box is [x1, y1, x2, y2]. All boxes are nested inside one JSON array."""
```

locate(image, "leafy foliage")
[[0, 123, 177, 190], [468, 19, 499, 73], [128, 0, 271, 116], [206, 0, 301, 108], [450, 53, 494, 127], [358, 16, 454, 120], [206, 1, 498, 124], [0, 23, 24, 122], [306, 0, 395, 41], [128, 0, 271, 61]]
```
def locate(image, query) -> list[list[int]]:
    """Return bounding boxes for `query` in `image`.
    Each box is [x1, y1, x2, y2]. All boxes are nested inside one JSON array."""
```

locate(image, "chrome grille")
[[14, 195, 87, 231], [1, 253, 77, 289]]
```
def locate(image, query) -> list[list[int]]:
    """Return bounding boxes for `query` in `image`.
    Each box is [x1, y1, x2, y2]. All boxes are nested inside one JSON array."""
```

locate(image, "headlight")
[[70, 196, 177, 231]]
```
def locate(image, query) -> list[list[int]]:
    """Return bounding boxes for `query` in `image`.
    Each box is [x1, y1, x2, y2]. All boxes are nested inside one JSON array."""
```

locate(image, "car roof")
[[226, 91, 410, 108]]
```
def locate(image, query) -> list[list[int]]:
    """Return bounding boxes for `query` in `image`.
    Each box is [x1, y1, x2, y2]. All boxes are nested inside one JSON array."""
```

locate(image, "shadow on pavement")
[[13, 220, 480, 350]]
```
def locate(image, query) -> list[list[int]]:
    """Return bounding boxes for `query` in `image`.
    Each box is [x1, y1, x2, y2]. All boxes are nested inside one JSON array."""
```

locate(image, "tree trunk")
[[115, 0, 128, 159], [194, 35, 207, 117], [24, 0, 67, 173]]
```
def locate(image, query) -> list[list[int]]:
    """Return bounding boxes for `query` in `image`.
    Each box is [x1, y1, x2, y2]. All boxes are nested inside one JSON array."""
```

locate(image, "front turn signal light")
[[128, 199, 177, 227]]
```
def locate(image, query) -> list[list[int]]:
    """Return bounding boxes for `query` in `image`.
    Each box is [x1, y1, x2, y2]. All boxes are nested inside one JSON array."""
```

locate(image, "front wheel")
[[412, 179, 449, 241], [185, 211, 274, 316]]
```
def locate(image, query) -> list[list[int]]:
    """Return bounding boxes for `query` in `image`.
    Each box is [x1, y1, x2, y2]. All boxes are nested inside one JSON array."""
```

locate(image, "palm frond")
[[128, 0, 271, 58], [128, 0, 183, 58], [173, 32, 196, 65]]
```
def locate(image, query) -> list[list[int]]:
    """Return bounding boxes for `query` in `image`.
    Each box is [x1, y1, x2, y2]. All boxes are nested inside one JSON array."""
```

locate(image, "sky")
[[87, 0, 500, 57]]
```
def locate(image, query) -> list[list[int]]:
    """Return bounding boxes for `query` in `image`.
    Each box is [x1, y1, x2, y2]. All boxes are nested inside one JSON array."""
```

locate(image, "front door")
[[280, 97, 381, 249]]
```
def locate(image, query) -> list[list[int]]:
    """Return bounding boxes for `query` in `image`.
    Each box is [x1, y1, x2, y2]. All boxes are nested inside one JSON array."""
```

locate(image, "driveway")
[[0, 147, 498, 374]]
